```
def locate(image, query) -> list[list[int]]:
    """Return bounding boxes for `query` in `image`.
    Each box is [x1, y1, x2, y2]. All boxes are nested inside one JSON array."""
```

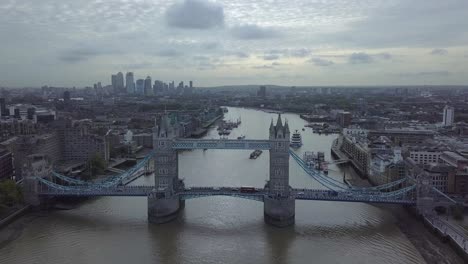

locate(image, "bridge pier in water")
[[148, 194, 184, 224], [264, 196, 295, 227]]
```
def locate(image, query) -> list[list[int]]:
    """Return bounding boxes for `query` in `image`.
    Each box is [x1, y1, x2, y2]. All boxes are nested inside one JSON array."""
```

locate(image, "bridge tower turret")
[[148, 113, 183, 223], [264, 114, 295, 227]]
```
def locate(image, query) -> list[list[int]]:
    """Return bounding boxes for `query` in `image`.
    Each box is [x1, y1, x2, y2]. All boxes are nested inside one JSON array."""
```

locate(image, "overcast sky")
[[0, 0, 467, 87]]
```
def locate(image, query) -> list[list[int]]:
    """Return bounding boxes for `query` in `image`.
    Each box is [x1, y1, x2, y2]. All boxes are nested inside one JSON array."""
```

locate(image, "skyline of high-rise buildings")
[[108, 72, 194, 96]]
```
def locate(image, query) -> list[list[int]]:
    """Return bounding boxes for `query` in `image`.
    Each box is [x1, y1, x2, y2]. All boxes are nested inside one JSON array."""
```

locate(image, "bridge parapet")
[[172, 139, 272, 150]]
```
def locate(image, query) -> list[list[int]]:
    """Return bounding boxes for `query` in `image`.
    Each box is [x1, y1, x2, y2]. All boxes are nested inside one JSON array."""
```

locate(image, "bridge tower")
[[23, 154, 52, 207], [148, 114, 184, 223], [264, 114, 295, 227]]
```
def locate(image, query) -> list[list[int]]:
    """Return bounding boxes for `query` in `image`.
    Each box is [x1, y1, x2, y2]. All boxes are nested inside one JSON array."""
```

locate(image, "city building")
[[258, 86, 267, 97], [0, 147, 14, 180], [126, 72, 135, 94], [136, 79, 145, 95], [111, 74, 117, 93], [111, 72, 125, 94], [336, 111, 352, 128], [0, 98, 9, 117], [144, 76, 152, 96], [57, 119, 109, 163], [368, 129, 434, 145], [443, 105, 455, 127], [407, 146, 446, 165], [0, 119, 37, 141], [439, 151, 468, 170], [340, 133, 371, 177]]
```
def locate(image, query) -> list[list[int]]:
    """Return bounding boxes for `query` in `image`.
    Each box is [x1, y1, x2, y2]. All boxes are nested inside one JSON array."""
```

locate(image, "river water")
[[0, 107, 426, 264]]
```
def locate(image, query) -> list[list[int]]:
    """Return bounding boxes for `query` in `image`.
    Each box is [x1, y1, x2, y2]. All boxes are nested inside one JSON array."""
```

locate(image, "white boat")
[[290, 130, 302, 148]]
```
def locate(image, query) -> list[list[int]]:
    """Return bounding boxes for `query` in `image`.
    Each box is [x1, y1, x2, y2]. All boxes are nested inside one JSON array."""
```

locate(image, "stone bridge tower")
[[148, 114, 183, 223], [264, 114, 295, 227]]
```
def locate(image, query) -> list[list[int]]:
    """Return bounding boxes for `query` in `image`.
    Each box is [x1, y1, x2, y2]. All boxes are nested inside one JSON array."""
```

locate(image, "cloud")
[[376, 53, 392, 60], [252, 62, 281, 69], [229, 51, 249, 58], [155, 49, 183, 57], [348, 52, 392, 64], [349, 52, 374, 64], [400, 71, 451, 77], [290, 48, 311, 58], [430, 48, 449, 55], [252, 65, 274, 69], [201, 41, 220, 50], [124, 62, 153, 70], [308, 58, 334, 67], [322, 0, 468, 48], [58, 46, 116, 63], [262, 54, 280, 60], [165, 0, 224, 29], [230, 24, 282, 40]]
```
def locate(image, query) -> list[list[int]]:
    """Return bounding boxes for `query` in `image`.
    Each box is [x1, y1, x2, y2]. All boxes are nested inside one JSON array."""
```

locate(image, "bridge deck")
[[38, 186, 415, 205]]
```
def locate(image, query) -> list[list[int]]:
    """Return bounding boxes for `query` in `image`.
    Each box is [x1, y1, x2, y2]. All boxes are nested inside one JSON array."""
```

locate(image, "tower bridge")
[[25, 114, 435, 227]]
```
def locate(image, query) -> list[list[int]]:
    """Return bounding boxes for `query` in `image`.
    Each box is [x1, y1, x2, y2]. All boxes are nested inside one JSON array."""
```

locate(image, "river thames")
[[0, 107, 428, 264]]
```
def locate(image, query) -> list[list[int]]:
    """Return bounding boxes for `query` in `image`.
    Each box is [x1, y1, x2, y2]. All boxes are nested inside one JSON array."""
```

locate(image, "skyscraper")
[[116, 72, 124, 93], [0, 98, 8, 117], [126, 72, 135, 94], [136, 79, 145, 95], [111, 74, 117, 93], [443, 105, 455, 127], [144, 76, 152, 96], [257, 86, 267, 97]]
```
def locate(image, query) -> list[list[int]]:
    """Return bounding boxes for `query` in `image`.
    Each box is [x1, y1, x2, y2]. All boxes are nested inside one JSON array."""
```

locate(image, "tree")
[[0, 180, 23, 207], [82, 154, 106, 181]]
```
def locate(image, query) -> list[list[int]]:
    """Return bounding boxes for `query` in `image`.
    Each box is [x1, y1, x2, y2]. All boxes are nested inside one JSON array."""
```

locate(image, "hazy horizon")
[[1, 0, 467, 87]]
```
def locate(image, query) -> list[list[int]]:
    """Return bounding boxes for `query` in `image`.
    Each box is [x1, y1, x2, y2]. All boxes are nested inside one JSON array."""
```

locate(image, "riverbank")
[[390, 207, 465, 264], [0, 205, 29, 229]]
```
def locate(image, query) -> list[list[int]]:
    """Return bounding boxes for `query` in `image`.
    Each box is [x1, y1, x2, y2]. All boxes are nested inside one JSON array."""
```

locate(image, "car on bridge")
[[240, 186, 257, 193]]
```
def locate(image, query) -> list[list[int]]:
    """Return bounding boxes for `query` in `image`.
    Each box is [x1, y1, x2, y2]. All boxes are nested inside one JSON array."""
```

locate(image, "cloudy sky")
[[0, 0, 467, 87]]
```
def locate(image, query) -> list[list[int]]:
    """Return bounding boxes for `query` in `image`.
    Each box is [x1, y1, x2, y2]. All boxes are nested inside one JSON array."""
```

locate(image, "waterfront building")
[[57, 119, 109, 163], [369, 148, 406, 186], [336, 111, 352, 128], [368, 129, 435, 145], [443, 105, 455, 127], [340, 133, 371, 177]]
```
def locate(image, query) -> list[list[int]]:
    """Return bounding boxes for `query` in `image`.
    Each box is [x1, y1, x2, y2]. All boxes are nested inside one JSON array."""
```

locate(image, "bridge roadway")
[[38, 186, 415, 205], [172, 139, 272, 150]]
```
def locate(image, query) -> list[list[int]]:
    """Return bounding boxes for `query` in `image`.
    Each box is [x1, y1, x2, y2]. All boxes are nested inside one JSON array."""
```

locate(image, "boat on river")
[[290, 130, 302, 148]]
